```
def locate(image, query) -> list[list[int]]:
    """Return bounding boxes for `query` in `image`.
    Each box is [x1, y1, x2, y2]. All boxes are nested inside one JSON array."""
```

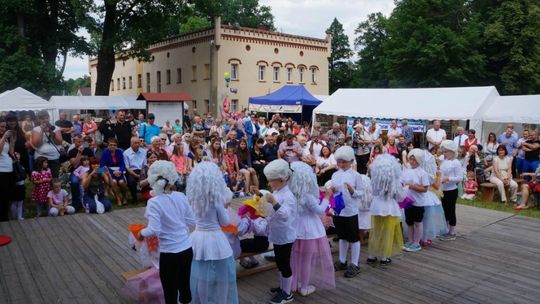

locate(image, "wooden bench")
[[480, 182, 496, 203]]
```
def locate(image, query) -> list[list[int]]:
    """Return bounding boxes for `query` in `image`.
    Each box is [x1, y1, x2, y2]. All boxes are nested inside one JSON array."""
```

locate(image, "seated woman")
[[81, 157, 112, 213], [515, 164, 540, 209], [315, 146, 336, 186], [251, 138, 267, 189], [489, 145, 518, 205], [100, 138, 128, 206], [384, 136, 400, 159], [139, 150, 159, 201], [238, 139, 259, 193], [148, 136, 169, 161]]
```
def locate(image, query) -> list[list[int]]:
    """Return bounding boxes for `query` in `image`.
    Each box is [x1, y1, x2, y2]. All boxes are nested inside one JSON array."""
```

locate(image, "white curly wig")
[[334, 146, 355, 161], [407, 148, 425, 166], [370, 154, 404, 199], [289, 161, 319, 206], [186, 161, 232, 217], [147, 160, 180, 196], [264, 159, 292, 181], [421, 150, 437, 183]]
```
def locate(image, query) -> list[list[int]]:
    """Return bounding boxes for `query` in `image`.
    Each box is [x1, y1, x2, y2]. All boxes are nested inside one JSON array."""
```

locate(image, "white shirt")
[[0, 142, 13, 172], [439, 158, 463, 191], [140, 192, 195, 253], [296, 195, 329, 240], [331, 168, 365, 217], [316, 155, 336, 169], [305, 140, 326, 158], [123, 147, 147, 170], [387, 126, 402, 138], [454, 133, 466, 147], [266, 185, 297, 245], [401, 167, 430, 207], [426, 128, 447, 150]]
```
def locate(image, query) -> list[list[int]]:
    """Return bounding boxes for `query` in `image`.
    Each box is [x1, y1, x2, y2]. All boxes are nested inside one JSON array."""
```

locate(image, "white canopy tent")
[[0, 87, 54, 112], [481, 94, 540, 140], [313, 86, 500, 140], [49, 96, 145, 121]]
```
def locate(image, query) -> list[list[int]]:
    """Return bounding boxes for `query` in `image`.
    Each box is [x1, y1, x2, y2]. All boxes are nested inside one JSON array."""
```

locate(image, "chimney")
[[214, 16, 222, 46]]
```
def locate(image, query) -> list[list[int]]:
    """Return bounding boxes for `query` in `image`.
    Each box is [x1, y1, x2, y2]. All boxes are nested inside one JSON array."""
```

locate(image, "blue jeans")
[[516, 157, 525, 175], [83, 193, 112, 213], [70, 173, 82, 210], [523, 160, 540, 181]]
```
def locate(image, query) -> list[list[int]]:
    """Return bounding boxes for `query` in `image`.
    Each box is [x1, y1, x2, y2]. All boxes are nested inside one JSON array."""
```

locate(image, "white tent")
[[313, 86, 500, 139], [49, 96, 145, 121], [481, 94, 540, 140], [0, 87, 53, 111]]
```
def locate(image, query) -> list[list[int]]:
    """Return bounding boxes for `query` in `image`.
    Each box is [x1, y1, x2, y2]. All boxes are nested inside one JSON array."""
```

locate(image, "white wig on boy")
[[421, 150, 438, 183], [187, 161, 232, 217], [289, 161, 319, 205], [147, 160, 179, 196], [407, 148, 425, 166], [264, 159, 292, 181], [441, 139, 458, 154], [334, 146, 355, 161], [370, 154, 404, 199]]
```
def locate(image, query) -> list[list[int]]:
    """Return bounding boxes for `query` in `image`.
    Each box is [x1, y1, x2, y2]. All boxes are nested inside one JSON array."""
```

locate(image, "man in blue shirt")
[[139, 113, 161, 145], [497, 124, 519, 155]]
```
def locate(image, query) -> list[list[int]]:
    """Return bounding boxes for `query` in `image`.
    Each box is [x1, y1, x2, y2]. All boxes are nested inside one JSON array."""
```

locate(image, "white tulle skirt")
[[358, 210, 372, 230], [191, 256, 238, 304], [190, 229, 233, 261]]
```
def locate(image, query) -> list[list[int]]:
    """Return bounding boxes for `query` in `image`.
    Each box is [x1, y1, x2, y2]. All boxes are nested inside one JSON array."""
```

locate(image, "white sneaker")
[[299, 285, 316, 296]]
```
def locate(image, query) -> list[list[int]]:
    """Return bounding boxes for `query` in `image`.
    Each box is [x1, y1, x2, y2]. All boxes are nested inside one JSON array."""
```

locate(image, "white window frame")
[[231, 64, 239, 80], [299, 68, 305, 83], [311, 68, 316, 83], [273, 66, 280, 81], [231, 99, 238, 113], [258, 65, 266, 81], [287, 68, 293, 82]]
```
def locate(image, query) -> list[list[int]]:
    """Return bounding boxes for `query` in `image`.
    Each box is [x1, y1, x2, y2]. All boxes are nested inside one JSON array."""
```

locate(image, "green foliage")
[[352, 0, 540, 94], [62, 75, 91, 96], [179, 16, 212, 34], [326, 18, 353, 93], [190, 0, 275, 30]]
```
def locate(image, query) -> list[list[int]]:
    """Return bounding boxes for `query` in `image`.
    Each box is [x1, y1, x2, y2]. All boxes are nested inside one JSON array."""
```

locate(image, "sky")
[[62, 0, 395, 80]]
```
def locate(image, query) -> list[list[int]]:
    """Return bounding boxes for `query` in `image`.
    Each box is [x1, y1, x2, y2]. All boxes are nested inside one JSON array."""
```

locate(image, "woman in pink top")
[[82, 115, 98, 141], [384, 136, 400, 159], [464, 129, 478, 152]]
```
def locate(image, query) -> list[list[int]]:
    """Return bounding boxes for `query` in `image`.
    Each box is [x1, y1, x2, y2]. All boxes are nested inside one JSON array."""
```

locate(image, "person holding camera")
[[31, 110, 64, 178], [278, 134, 303, 163]]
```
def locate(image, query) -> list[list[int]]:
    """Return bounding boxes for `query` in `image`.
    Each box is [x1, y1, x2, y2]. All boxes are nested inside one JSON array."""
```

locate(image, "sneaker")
[[402, 242, 412, 250], [439, 233, 457, 241], [269, 290, 293, 304], [299, 285, 316, 296], [380, 258, 392, 266], [404, 243, 422, 252], [366, 257, 378, 265], [269, 287, 282, 293], [334, 260, 347, 271], [344, 264, 360, 278]]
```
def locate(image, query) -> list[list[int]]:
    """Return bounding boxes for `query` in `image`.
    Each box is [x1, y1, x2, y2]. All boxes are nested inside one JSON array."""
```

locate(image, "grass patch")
[[458, 198, 540, 219]]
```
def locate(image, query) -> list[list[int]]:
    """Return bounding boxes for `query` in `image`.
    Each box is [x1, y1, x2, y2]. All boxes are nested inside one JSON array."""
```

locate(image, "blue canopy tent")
[[248, 85, 322, 123]]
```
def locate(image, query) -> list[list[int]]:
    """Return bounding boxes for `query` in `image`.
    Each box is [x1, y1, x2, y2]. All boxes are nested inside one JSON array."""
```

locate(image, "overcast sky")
[[62, 0, 395, 80]]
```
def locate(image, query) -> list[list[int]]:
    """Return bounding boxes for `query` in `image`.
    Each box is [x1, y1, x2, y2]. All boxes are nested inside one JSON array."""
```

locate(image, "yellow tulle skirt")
[[368, 216, 404, 258]]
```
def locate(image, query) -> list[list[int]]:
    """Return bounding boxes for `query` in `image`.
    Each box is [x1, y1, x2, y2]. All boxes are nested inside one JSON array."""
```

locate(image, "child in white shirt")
[[47, 179, 75, 216]]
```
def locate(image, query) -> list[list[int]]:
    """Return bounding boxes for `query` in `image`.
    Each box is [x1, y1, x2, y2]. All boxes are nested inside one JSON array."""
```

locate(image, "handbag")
[[9, 153, 27, 182], [44, 131, 68, 163]]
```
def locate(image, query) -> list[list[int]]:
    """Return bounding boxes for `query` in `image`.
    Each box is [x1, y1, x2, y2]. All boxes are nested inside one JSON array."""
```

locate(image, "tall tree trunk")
[[94, 1, 117, 96]]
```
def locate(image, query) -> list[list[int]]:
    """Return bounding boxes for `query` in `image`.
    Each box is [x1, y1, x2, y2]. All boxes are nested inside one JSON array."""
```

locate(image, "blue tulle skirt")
[[422, 204, 448, 240], [190, 256, 238, 304]]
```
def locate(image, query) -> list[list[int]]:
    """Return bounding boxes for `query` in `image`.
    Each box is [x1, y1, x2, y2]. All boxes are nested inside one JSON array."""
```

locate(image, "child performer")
[[419, 150, 448, 247], [331, 146, 369, 278], [367, 154, 405, 265], [289, 161, 335, 296], [461, 171, 478, 200], [263, 159, 297, 304], [136, 161, 195, 304], [186, 161, 238, 304], [401, 149, 430, 252], [439, 140, 464, 241]]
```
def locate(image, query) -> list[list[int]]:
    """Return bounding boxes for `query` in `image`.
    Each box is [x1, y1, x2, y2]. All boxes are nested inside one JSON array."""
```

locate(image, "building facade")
[[89, 17, 331, 117]]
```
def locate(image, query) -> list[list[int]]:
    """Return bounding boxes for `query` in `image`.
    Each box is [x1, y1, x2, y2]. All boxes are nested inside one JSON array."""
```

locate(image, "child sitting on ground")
[[461, 171, 478, 200], [232, 173, 247, 198], [47, 179, 76, 216]]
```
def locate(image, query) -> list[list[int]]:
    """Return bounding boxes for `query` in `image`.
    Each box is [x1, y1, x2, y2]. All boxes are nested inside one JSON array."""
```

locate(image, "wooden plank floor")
[[1, 204, 539, 304]]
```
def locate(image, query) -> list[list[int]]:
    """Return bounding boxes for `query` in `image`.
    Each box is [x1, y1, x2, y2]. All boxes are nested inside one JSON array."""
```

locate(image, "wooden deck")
[[1, 204, 540, 304]]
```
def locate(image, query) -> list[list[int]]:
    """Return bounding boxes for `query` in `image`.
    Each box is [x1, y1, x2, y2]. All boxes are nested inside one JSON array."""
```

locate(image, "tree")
[[475, 0, 540, 94], [92, 1, 190, 95], [0, 0, 92, 96], [353, 13, 389, 88], [326, 18, 353, 93], [63, 75, 91, 95], [179, 16, 212, 34], [190, 0, 275, 30]]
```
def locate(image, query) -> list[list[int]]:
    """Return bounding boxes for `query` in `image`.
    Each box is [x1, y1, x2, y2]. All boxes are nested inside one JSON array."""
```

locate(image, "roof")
[[483, 95, 540, 123], [0, 87, 53, 111], [50, 95, 145, 110], [249, 85, 322, 106], [77, 87, 92, 96], [137, 92, 193, 102], [313, 86, 500, 120]]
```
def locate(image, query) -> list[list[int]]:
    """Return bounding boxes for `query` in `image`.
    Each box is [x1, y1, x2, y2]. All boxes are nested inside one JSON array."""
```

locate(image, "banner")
[[347, 117, 426, 133], [248, 104, 302, 113]]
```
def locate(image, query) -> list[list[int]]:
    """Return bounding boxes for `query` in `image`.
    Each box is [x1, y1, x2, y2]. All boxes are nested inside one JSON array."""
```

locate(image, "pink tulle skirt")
[[291, 237, 336, 291], [123, 267, 165, 304]]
